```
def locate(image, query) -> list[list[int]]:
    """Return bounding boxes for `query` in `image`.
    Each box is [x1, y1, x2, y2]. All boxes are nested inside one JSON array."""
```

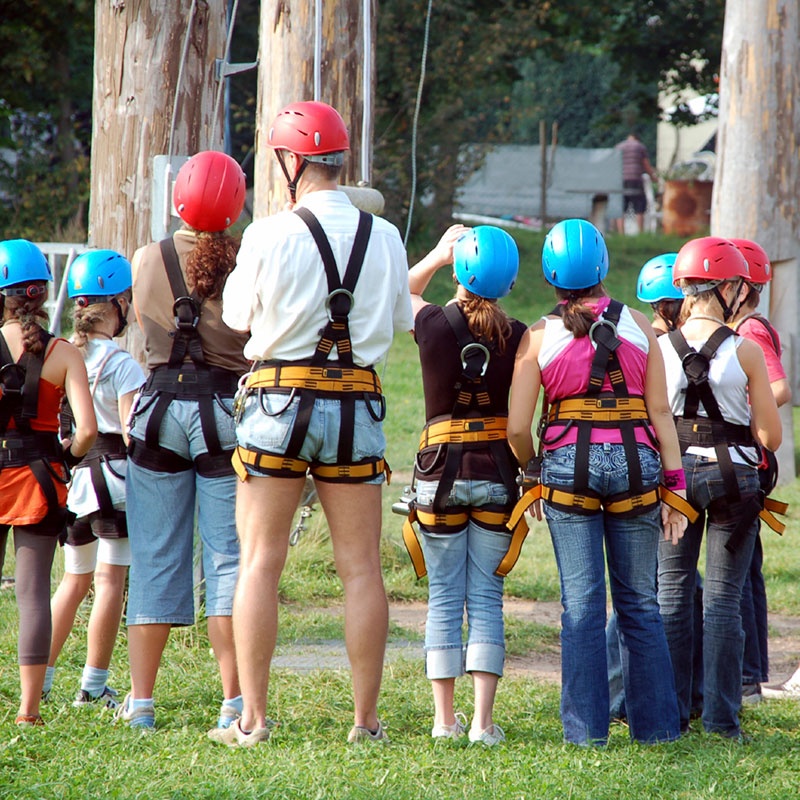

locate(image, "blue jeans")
[[126, 397, 240, 625], [542, 443, 679, 745], [416, 479, 509, 678], [741, 531, 768, 685], [657, 455, 760, 737]]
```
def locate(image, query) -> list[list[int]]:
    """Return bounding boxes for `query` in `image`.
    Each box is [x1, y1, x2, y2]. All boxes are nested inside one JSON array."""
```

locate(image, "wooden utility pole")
[[254, 1, 375, 217], [712, 0, 799, 482], [88, 0, 227, 255]]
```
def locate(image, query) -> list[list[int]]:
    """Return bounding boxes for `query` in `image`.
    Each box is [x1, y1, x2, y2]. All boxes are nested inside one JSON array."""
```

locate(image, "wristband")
[[663, 469, 686, 491], [63, 445, 84, 468]]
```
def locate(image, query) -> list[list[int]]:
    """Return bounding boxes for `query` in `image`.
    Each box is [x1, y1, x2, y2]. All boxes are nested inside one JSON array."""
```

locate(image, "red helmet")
[[268, 101, 349, 165], [729, 238, 771, 285], [173, 151, 246, 233], [672, 236, 749, 295]]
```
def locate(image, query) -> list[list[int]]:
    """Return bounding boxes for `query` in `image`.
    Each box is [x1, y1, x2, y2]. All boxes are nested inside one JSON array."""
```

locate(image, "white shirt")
[[223, 190, 413, 366]]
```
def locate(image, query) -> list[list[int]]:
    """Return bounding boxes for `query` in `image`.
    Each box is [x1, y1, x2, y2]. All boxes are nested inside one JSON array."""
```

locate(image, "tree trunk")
[[88, 0, 227, 254], [712, 0, 799, 483], [254, 0, 374, 217]]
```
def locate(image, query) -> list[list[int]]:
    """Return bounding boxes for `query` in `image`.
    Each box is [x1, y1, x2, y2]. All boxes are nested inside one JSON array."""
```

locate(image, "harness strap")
[[74, 433, 127, 520], [547, 396, 649, 423], [246, 364, 382, 394], [418, 416, 507, 449], [734, 313, 781, 355], [760, 497, 788, 534]]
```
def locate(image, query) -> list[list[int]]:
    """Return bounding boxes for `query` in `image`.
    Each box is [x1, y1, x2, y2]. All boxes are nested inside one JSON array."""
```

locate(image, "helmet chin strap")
[[111, 298, 128, 338], [276, 151, 309, 204], [712, 279, 743, 322]]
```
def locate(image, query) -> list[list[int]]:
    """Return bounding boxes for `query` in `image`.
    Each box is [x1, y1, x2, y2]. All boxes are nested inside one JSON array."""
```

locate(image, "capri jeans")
[[542, 443, 679, 746], [416, 479, 510, 679], [125, 396, 240, 625]]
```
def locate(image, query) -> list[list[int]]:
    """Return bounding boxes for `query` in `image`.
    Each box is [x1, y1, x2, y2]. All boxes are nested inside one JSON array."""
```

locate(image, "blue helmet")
[[636, 253, 682, 302], [454, 226, 519, 299], [68, 250, 132, 307], [0, 239, 52, 296], [542, 219, 609, 290]]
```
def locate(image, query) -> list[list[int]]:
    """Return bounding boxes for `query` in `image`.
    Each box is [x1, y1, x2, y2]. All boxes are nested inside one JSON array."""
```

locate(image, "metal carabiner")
[[325, 288, 355, 320], [460, 342, 491, 377]]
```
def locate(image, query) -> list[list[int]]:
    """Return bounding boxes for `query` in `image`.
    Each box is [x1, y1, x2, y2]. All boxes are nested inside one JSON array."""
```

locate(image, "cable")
[[314, 0, 322, 101], [361, 0, 372, 185], [211, 0, 241, 148], [403, 0, 434, 246], [167, 0, 198, 161]]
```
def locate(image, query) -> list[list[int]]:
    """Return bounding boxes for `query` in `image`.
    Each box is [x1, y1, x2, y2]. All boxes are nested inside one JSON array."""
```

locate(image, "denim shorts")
[[125, 396, 240, 625], [236, 391, 387, 484]]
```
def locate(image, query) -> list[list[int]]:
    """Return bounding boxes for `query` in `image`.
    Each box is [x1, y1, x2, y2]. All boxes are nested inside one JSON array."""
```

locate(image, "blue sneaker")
[[114, 693, 155, 729], [217, 699, 243, 729]]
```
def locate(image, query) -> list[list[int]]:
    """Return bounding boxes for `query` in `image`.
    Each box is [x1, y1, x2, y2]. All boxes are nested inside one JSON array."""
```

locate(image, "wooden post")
[[712, 0, 799, 482], [88, 0, 227, 255], [539, 120, 547, 224], [254, 0, 375, 217]]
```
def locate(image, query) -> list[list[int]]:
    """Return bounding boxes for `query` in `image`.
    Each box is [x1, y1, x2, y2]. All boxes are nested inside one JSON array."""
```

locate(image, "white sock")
[[223, 695, 243, 713], [43, 666, 56, 694], [132, 697, 154, 711], [81, 665, 109, 697]]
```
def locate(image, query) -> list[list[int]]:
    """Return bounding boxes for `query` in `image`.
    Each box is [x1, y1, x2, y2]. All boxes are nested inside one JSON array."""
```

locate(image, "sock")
[[81, 665, 109, 697], [223, 695, 243, 713], [43, 666, 56, 694], [132, 697, 154, 711]]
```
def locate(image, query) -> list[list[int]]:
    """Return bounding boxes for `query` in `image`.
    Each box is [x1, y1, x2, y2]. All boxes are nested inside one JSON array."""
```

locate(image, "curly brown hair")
[[185, 231, 240, 300], [459, 292, 513, 354], [1, 286, 50, 355]]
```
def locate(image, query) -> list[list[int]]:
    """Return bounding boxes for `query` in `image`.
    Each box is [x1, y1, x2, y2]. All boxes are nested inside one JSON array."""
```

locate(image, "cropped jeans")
[[416, 479, 510, 679], [657, 455, 759, 738], [542, 443, 679, 746]]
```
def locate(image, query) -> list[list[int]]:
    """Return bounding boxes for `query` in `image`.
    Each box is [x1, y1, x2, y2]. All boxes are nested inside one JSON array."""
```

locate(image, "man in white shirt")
[[214, 101, 413, 747]]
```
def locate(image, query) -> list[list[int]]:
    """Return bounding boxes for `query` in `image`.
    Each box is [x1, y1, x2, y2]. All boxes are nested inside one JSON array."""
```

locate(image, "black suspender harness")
[[231, 208, 389, 484], [402, 303, 528, 580], [670, 324, 788, 541], [509, 301, 697, 527], [0, 332, 71, 524], [127, 238, 240, 478]]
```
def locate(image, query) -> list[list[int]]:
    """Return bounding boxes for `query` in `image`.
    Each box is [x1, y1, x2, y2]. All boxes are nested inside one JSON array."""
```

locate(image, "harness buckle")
[[596, 398, 618, 409], [465, 420, 486, 432], [460, 342, 491, 377], [588, 319, 619, 349], [173, 296, 200, 331], [325, 288, 355, 321]]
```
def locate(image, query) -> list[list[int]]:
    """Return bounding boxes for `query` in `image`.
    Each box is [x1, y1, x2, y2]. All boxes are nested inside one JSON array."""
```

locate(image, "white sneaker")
[[469, 723, 506, 746], [761, 668, 800, 700], [208, 717, 274, 747], [432, 712, 467, 739], [347, 721, 389, 743]]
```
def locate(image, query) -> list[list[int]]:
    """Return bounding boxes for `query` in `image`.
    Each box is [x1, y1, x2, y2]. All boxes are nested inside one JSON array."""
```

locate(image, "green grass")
[[4, 228, 800, 799]]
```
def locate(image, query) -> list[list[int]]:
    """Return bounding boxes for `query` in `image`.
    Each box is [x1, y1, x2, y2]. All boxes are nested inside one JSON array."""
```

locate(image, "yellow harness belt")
[[547, 396, 650, 423], [245, 364, 382, 395], [402, 504, 529, 580], [418, 416, 508, 449]]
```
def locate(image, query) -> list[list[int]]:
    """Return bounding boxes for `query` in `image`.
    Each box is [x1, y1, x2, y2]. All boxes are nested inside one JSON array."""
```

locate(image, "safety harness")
[[0, 331, 70, 525], [231, 207, 389, 483], [510, 301, 698, 529], [401, 304, 527, 580], [127, 238, 239, 478], [668, 326, 772, 550]]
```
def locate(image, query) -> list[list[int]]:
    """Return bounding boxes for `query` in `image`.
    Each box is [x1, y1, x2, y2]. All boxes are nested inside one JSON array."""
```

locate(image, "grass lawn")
[[3, 228, 800, 799]]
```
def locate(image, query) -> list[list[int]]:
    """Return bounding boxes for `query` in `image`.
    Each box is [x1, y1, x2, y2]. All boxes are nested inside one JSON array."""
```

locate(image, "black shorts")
[[623, 179, 647, 214], [64, 511, 128, 546]]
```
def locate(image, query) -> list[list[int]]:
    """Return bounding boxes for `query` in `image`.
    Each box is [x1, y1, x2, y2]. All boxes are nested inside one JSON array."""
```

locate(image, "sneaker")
[[347, 721, 389, 744], [761, 670, 800, 700], [217, 700, 242, 729], [469, 724, 506, 746], [741, 683, 762, 706], [432, 712, 467, 739], [208, 718, 273, 747], [15, 714, 45, 727], [73, 686, 119, 710], [113, 693, 155, 729]]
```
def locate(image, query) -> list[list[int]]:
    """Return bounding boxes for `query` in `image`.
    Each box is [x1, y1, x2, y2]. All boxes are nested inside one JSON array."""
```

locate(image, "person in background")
[[657, 236, 781, 741], [0, 239, 97, 726], [116, 151, 248, 731], [615, 131, 658, 235], [508, 219, 688, 746], [728, 238, 790, 705], [405, 224, 526, 746], [45, 250, 144, 708], [215, 100, 412, 747]]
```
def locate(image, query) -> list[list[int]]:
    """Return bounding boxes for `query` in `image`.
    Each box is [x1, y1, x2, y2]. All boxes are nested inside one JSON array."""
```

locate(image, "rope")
[[314, 0, 322, 100], [167, 0, 198, 161], [210, 0, 241, 148], [403, 0, 434, 246], [361, 0, 372, 185]]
